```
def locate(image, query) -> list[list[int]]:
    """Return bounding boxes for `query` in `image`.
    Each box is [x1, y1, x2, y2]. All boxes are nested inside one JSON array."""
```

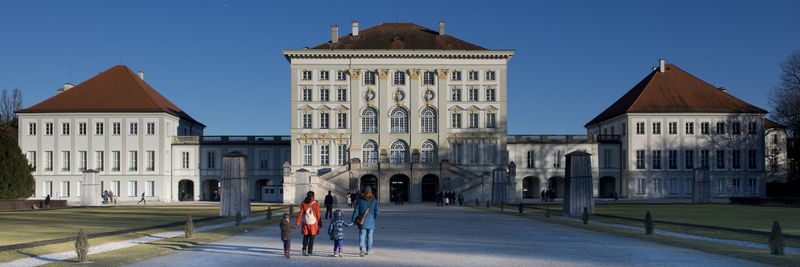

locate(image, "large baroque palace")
[[16, 21, 785, 204]]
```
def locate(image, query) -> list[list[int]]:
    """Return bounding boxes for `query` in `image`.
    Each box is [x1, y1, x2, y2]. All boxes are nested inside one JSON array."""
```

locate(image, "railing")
[[507, 134, 621, 144], [172, 136, 199, 144], [173, 135, 291, 144], [320, 165, 349, 181], [360, 162, 379, 169]]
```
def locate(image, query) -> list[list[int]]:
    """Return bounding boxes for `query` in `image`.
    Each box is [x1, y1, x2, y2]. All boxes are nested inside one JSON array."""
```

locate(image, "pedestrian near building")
[[458, 193, 464, 206], [44, 195, 50, 209], [138, 192, 146, 205], [296, 191, 321, 256], [346, 192, 352, 208], [280, 213, 298, 259], [324, 191, 333, 219], [351, 186, 379, 257], [327, 209, 353, 257]]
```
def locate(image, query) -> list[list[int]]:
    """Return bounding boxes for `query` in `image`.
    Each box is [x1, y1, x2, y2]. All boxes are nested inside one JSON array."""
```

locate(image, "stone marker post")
[[220, 152, 251, 217], [692, 168, 711, 204], [563, 151, 594, 216], [81, 169, 101, 206]]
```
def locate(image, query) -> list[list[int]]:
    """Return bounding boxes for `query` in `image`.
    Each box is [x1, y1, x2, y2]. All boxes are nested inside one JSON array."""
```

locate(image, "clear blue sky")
[[1, 1, 798, 135]]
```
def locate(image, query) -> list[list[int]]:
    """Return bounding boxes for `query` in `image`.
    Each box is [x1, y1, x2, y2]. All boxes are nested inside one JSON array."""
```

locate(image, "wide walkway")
[[127, 204, 762, 267]]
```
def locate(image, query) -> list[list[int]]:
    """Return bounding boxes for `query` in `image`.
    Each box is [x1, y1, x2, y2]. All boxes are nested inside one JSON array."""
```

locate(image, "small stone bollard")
[[545, 208, 551, 218], [75, 229, 89, 263], [644, 211, 654, 235], [501, 201, 505, 211], [486, 200, 490, 208], [582, 207, 589, 224], [519, 203, 523, 214], [267, 206, 272, 221], [475, 198, 479, 206], [289, 204, 294, 216], [769, 221, 784, 255]]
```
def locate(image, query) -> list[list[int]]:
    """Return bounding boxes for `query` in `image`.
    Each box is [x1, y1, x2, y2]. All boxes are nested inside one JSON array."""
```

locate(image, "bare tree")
[[0, 88, 23, 124], [769, 51, 800, 137]]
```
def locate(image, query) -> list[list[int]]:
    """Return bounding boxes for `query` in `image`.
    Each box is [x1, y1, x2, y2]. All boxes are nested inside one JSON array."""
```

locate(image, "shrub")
[[769, 221, 785, 255], [235, 211, 242, 226], [75, 229, 89, 262], [185, 215, 194, 238], [582, 207, 589, 224], [644, 211, 654, 235], [0, 125, 34, 199]]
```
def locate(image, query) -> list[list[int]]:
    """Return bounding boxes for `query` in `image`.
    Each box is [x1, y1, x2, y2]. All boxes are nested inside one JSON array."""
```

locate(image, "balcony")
[[507, 134, 621, 144], [173, 135, 291, 145]]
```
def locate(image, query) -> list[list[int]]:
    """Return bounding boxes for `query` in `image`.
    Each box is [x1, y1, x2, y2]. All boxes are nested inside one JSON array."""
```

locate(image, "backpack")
[[303, 202, 317, 225]]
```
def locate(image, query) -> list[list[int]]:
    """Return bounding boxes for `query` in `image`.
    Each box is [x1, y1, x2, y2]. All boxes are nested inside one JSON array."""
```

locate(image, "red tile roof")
[[585, 63, 767, 127], [310, 23, 487, 50], [765, 118, 785, 129], [17, 65, 204, 126]]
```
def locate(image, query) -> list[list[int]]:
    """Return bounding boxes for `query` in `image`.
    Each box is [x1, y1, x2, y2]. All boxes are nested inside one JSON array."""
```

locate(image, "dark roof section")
[[310, 23, 487, 50], [585, 64, 767, 127], [765, 118, 785, 129], [17, 65, 204, 127]]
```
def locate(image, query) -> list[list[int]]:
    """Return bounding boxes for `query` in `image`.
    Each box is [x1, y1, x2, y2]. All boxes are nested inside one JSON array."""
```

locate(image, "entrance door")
[[421, 174, 438, 201], [178, 180, 194, 201], [361, 175, 378, 200], [389, 175, 410, 202]]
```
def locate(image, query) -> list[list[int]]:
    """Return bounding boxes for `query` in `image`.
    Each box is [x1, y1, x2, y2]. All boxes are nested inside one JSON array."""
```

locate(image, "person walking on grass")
[[351, 185, 378, 257], [324, 191, 334, 219], [327, 209, 353, 257], [138, 192, 146, 205], [296, 191, 321, 256], [280, 213, 298, 259]]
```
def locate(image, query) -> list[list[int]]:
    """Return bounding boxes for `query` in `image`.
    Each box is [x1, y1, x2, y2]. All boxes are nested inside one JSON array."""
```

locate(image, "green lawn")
[[524, 203, 800, 247]]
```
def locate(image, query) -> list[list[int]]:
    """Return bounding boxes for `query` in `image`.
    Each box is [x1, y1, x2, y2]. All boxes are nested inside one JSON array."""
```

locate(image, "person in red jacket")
[[296, 191, 322, 256]]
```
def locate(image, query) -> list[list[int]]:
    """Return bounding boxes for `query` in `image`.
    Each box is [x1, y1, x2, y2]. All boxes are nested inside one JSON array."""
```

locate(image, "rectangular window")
[[259, 151, 269, 169], [748, 179, 758, 194], [652, 150, 661, 169], [129, 151, 138, 171], [716, 150, 725, 169], [112, 181, 120, 197], [146, 122, 155, 135], [668, 150, 677, 169], [772, 135, 778, 144], [320, 113, 329, 129], [79, 151, 87, 171], [43, 181, 52, 197], [451, 71, 461, 81], [685, 122, 694, 134], [320, 70, 329, 80], [146, 151, 155, 171], [732, 178, 741, 193], [603, 149, 612, 168], [636, 150, 645, 169], [95, 151, 104, 171], [336, 71, 347, 80], [716, 122, 725, 134], [685, 178, 693, 194], [700, 122, 710, 134], [302, 70, 312, 80], [485, 71, 495, 81], [77, 181, 81, 197], [181, 152, 190, 169], [654, 178, 663, 195], [451, 143, 462, 164], [700, 150, 709, 168], [61, 122, 70, 135], [668, 122, 677, 134], [685, 150, 694, 169], [337, 113, 347, 129], [337, 144, 348, 165], [468, 89, 478, 101], [669, 178, 678, 194], [732, 150, 741, 169], [364, 71, 376, 85], [128, 180, 137, 197], [622, 149, 627, 170], [45, 122, 53, 135], [206, 151, 215, 169], [748, 122, 757, 135], [469, 71, 479, 80], [487, 143, 497, 164], [320, 88, 329, 101], [732, 122, 741, 135], [95, 122, 104, 135], [45, 151, 53, 171], [129, 122, 138, 135], [337, 89, 346, 101], [469, 113, 479, 128], [423, 71, 435, 85], [27, 151, 36, 170], [635, 122, 645, 134], [302, 114, 312, 129], [393, 71, 405, 85], [28, 122, 36, 135], [527, 151, 535, 168], [469, 143, 479, 164], [486, 113, 496, 128], [302, 89, 312, 101], [622, 123, 626, 135], [554, 151, 562, 168], [637, 178, 647, 194], [303, 145, 312, 166], [79, 122, 87, 135], [451, 88, 461, 101], [61, 181, 70, 197], [718, 178, 726, 193], [451, 113, 462, 128], [485, 88, 495, 101], [113, 122, 120, 135], [146, 181, 155, 197], [320, 145, 329, 166], [652, 122, 661, 134], [748, 150, 757, 169], [61, 151, 70, 171]]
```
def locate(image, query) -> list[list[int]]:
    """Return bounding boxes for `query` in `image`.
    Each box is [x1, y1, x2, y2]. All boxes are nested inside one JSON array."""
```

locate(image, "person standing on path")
[[138, 192, 146, 205], [458, 193, 464, 206], [280, 213, 298, 259], [324, 191, 334, 219], [346, 192, 352, 208], [296, 191, 321, 256], [351, 185, 378, 257], [44, 195, 50, 209]]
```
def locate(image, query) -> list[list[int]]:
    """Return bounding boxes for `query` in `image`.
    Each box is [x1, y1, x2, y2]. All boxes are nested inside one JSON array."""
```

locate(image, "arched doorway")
[[390, 174, 410, 202], [421, 174, 438, 201], [548, 176, 564, 199], [361, 174, 378, 200], [203, 179, 219, 201], [599, 176, 616, 198], [522, 176, 540, 199], [178, 179, 194, 201], [255, 179, 273, 202]]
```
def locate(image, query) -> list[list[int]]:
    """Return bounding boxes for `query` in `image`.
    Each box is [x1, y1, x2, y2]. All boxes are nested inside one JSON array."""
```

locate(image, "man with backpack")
[[351, 185, 379, 257]]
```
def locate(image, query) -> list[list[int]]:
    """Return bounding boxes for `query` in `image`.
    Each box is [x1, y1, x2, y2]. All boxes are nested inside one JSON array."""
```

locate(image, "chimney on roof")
[[439, 21, 445, 35], [658, 59, 665, 73], [719, 87, 727, 93], [64, 83, 73, 90], [352, 21, 359, 37], [331, 25, 339, 44], [137, 71, 144, 80]]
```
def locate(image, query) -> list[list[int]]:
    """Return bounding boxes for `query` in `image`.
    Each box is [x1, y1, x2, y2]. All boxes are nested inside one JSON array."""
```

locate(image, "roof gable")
[[17, 65, 203, 126], [585, 63, 766, 127], [310, 23, 486, 50]]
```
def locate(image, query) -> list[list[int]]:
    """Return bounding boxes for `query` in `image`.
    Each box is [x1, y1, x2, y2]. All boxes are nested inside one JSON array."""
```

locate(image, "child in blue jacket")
[[327, 209, 353, 257]]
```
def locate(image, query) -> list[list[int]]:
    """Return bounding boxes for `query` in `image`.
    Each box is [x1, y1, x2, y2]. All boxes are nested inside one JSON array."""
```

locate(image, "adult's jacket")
[[296, 198, 321, 235], [350, 194, 379, 229]]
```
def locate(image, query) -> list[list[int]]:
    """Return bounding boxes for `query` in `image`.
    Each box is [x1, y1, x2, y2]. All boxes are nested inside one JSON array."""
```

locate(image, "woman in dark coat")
[[351, 185, 379, 257]]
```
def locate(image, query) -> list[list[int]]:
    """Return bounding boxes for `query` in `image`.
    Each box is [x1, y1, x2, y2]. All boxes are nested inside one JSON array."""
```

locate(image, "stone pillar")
[[281, 161, 295, 204], [563, 151, 594, 216], [492, 168, 508, 204], [81, 170, 101, 206], [294, 169, 310, 205], [692, 168, 711, 204], [220, 152, 251, 217]]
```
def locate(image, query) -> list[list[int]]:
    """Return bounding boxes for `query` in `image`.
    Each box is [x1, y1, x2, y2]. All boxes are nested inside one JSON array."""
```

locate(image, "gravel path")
[[126, 204, 763, 267]]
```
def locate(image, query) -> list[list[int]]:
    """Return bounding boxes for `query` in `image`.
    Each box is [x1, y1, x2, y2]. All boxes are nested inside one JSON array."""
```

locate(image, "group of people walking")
[[435, 191, 463, 207], [281, 186, 379, 259], [540, 189, 557, 202], [102, 190, 116, 204]]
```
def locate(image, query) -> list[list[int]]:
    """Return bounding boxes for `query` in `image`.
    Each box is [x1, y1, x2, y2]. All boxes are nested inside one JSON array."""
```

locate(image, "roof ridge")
[[625, 69, 658, 113], [121, 66, 162, 111]]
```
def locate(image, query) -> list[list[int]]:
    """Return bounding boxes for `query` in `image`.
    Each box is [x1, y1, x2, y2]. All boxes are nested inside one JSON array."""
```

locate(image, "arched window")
[[361, 107, 377, 133], [390, 140, 408, 163], [421, 107, 437, 133], [390, 107, 408, 133], [421, 140, 437, 163], [362, 140, 378, 163]]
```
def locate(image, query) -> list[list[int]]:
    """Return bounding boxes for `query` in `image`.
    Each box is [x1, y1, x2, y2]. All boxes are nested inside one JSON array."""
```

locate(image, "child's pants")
[[283, 239, 290, 253], [333, 239, 343, 253]]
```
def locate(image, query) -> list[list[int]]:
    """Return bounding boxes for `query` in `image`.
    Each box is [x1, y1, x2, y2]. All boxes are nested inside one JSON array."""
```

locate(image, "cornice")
[[282, 49, 515, 60]]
